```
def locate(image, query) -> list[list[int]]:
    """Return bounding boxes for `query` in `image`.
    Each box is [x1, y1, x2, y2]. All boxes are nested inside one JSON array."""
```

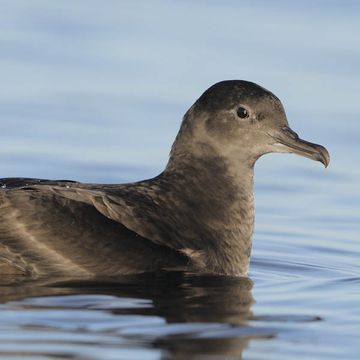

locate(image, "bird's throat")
[[163, 152, 255, 276]]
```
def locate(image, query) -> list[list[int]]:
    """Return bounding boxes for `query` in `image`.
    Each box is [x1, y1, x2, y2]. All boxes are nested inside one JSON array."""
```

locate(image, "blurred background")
[[0, 0, 358, 181], [0, 1, 359, 359]]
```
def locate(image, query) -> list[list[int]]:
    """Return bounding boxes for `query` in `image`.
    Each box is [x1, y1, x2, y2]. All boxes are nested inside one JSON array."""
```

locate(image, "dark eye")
[[236, 107, 249, 119]]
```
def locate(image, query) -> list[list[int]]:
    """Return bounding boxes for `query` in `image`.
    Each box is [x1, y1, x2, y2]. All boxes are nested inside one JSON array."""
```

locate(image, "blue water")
[[0, 1, 359, 359]]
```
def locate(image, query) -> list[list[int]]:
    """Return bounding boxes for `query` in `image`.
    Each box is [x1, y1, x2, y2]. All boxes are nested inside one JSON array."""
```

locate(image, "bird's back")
[[0, 177, 188, 277]]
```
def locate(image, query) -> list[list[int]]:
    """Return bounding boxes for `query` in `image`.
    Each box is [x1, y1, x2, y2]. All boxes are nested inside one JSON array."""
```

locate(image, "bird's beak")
[[271, 126, 330, 167]]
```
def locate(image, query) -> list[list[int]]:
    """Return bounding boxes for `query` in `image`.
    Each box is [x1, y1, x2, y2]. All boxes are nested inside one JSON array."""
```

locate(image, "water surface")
[[0, 1, 359, 359]]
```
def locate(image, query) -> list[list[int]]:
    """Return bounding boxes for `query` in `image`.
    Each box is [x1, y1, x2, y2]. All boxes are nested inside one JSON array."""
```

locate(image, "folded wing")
[[0, 179, 188, 276]]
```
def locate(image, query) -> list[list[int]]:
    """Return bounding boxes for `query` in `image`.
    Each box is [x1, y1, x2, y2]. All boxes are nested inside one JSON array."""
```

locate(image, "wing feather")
[[0, 183, 188, 276]]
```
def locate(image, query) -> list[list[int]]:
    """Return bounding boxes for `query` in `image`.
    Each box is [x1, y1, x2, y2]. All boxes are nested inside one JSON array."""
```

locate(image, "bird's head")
[[170, 80, 329, 170]]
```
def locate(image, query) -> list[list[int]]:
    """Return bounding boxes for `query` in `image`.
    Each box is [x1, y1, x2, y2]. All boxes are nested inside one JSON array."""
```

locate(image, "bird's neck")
[[163, 149, 255, 276]]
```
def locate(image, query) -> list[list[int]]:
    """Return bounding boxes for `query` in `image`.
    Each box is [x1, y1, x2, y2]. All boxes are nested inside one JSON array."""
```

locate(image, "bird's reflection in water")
[[0, 272, 272, 359]]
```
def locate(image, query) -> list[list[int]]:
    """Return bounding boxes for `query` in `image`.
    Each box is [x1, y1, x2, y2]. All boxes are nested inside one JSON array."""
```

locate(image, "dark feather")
[[0, 180, 188, 277]]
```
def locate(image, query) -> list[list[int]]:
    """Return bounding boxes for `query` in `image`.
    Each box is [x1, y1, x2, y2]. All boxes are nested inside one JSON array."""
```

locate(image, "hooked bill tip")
[[317, 145, 330, 168]]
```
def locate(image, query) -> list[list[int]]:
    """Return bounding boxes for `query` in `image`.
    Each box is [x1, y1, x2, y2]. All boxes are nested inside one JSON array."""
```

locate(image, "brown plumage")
[[0, 81, 330, 277]]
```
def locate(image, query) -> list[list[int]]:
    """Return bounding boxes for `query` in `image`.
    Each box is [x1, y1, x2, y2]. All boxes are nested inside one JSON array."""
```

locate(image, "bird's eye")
[[236, 107, 249, 119]]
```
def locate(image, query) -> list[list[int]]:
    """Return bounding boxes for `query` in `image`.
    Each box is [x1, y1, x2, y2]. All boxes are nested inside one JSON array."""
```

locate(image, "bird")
[[0, 80, 330, 278]]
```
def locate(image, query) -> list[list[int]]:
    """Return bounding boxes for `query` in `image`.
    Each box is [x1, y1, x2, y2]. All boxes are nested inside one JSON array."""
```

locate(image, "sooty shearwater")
[[0, 80, 330, 277]]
